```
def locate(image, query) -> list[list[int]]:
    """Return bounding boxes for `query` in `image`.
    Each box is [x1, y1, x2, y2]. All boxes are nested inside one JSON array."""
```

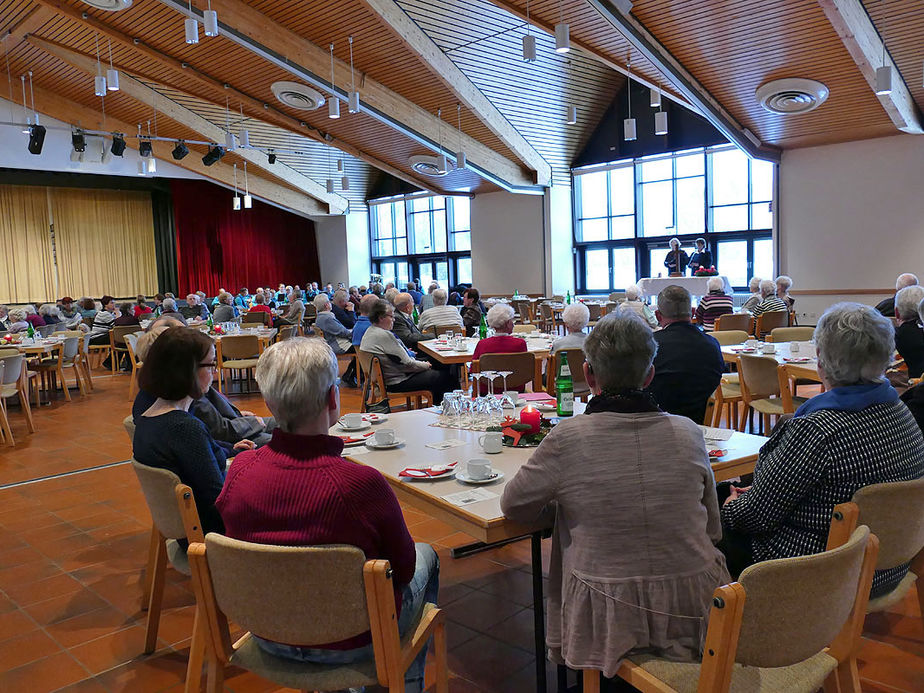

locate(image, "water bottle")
[[555, 351, 574, 417], [479, 312, 488, 340]]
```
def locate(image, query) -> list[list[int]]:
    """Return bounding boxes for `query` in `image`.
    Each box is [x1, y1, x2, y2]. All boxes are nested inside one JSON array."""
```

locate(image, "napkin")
[[520, 392, 557, 401], [426, 439, 466, 450], [339, 431, 375, 444], [399, 462, 457, 478]]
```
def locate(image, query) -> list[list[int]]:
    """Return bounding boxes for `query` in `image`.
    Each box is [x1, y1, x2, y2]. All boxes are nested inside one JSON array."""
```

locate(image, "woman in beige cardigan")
[[501, 311, 729, 678]]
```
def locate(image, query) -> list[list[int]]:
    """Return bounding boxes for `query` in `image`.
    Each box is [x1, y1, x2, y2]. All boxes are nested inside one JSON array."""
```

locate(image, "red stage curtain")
[[172, 179, 320, 296]]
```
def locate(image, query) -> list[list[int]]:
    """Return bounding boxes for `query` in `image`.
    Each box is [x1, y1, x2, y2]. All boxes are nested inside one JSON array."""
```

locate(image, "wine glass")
[[496, 371, 516, 408]]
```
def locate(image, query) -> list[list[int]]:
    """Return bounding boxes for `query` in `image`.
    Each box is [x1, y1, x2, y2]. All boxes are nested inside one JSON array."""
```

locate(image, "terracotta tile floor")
[[0, 368, 921, 691]]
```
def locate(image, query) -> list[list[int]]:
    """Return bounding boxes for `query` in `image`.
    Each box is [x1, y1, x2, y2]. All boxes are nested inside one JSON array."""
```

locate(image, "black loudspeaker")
[[110, 135, 127, 157], [27, 125, 46, 155], [172, 141, 189, 160]]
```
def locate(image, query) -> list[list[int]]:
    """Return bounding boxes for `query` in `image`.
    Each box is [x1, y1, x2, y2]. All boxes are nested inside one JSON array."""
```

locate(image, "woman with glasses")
[[133, 327, 254, 534]]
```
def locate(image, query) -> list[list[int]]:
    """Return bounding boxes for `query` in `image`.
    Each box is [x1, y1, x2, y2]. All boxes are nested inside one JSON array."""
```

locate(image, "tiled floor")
[[0, 368, 921, 692]]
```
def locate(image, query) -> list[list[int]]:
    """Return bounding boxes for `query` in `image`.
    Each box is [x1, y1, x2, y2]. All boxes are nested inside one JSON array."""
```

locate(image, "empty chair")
[[545, 347, 590, 401], [216, 334, 261, 394], [586, 303, 602, 327], [711, 330, 750, 347], [539, 303, 556, 333], [276, 324, 298, 341], [475, 352, 537, 393], [242, 311, 270, 326], [755, 310, 789, 339], [770, 326, 815, 343], [33, 334, 82, 400], [513, 299, 533, 323], [713, 313, 751, 333], [737, 354, 808, 433], [0, 353, 35, 444]]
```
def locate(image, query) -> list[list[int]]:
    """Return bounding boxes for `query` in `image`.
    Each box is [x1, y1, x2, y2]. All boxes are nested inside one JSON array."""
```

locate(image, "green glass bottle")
[[207, 314, 213, 330], [26, 322, 35, 339], [479, 312, 488, 339], [555, 351, 574, 417], [565, 290, 572, 305], [412, 304, 419, 325]]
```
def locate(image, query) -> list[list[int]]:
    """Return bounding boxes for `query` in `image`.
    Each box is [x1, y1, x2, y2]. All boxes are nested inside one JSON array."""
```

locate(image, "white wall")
[[471, 191, 546, 295], [314, 211, 371, 288], [545, 185, 574, 296], [779, 134, 924, 320], [346, 210, 371, 287]]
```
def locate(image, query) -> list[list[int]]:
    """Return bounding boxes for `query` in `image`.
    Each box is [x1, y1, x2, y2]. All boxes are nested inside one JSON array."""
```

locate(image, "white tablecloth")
[[637, 275, 733, 298]]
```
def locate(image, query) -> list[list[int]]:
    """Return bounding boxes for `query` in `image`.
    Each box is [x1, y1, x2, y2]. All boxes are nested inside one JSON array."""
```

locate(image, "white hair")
[[8, 309, 27, 322], [428, 282, 439, 293], [669, 237, 680, 248], [432, 288, 448, 306], [486, 303, 515, 331], [748, 277, 762, 292], [313, 294, 331, 312], [706, 276, 725, 292], [39, 303, 61, 318], [775, 275, 793, 292], [625, 285, 641, 301], [562, 303, 590, 333], [332, 289, 349, 306], [758, 279, 776, 297], [255, 337, 338, 431], [895, 285, 924, 320], [583, 311, 657, 390], [815, 303, 894, 387], [896, 273, 919, 291], [162, 297, 177, 312]]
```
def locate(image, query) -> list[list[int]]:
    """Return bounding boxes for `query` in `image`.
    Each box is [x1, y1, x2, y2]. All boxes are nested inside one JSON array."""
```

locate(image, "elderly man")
[[352, 293, 379, 348], [695, 276, 734, 330], [392, 292, 429, 350], [645, 285, 724, 424], [180, 293, 209, 322], [552, 303, 590, 353], [215, 337, 439, 693], [876, 272, 919, 318], [748, 279, 788, 318], [348, 285, 362, 308], [419, 282, 439, 313], [314, 294, 357, 388], [418, 288, 463, 335], [330, 288, 356, 329], [460, 287, 484, 337], [894, 285, 924, 378], [406, 281, 423, 305], [0, 305, 11, 331], [384, 286, 400, 306], [159, 297, 188, 326], [619, 285, 658, 328]]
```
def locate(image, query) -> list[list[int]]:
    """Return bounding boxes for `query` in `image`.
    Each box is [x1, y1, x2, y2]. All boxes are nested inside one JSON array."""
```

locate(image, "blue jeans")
[[257, 543, 439, 693]]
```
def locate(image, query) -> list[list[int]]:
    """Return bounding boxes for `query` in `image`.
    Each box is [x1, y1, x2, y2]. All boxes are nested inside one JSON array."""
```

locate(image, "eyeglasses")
[[198, 362, 217, 370]]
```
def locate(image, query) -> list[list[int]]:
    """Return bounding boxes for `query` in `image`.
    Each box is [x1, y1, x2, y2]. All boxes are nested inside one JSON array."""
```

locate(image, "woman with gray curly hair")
[[721, 302, 924, 596], [552, 302, 589, 353]]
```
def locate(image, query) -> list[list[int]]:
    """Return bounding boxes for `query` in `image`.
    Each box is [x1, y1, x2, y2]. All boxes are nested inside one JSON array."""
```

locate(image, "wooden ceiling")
[[0, 0, 920, 217]]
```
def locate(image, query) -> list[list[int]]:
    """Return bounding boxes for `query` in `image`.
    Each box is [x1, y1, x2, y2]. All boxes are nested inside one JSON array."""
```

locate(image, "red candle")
[[519, 406, 541, 434]]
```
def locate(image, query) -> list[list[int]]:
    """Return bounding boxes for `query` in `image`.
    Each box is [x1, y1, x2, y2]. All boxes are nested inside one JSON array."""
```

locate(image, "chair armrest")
[[400, 605, 444, 671]]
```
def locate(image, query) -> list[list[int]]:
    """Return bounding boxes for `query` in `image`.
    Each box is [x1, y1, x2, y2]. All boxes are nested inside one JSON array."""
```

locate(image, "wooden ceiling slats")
[[865, 0, 924, 125]]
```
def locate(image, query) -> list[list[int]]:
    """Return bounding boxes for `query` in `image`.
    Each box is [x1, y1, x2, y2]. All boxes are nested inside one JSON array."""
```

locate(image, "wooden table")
[[417, 335, 553, 389], [341, 405, 767, 692], [720, 341, 821, 383]]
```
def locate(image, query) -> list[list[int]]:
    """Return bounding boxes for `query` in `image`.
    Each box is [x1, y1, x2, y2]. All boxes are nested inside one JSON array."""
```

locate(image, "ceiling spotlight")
[[94, 74, 107, 97], [107, 68, 120, 91], [654, 110, 668, 136], [522, 34, 536, 62], [650, 87, 661, 108], [27, 125, 46, 155], [110, 133, 126, 156], [436, 152, 449, 173], [566, 105, 577, 125], [267, 151, 276, 164], [328, 96, 340, 119], [146, 158, 157, 174], [137, 159, 147, 176], [233, 195, 242, 211], [70, 147, 83, 163], [172, 140, 189, 160], [337, 159, 344, 172], [326, 178, 335, 194], [71, 130, 86, 153], [341, 175, 350, 191], [875, 65, 892, 95], [138, 139, 153, 157], [554, 22, 570, 53], [243, 193, 253, 209], [184, 17, 199, 44], [203, 7, 219, 37], [348, 91, 360, 113], [624, 117, 637, 141], [202, 145, 225, 166], [239, 129, 250, 147], [224, 132, 237, 151]]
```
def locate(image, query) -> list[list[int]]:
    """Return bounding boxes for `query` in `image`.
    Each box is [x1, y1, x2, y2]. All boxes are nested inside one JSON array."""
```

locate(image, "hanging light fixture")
[[171, 140, 189, 159], [328, 44, 341, 118], [243, 161, 252, 208], [455, 104, 466, 169], [105, 38, 119, 91], [653, 82, 667, 135], [184, 0, 199, 44], [650, 87, 660, 108], [236, 102, 250, 147], [326, 143, 335, 193], [203, 0, 219, 37], [875, 37, 892, 95], [348, 36, 360, 113], [554, 0, 570, 53], [137, 159, 147, 176], [111, 133, 126, 157], [522, 0, 536, 62], [566, 104, 577, 125], [94, 34, 107, 96], [436, 108, 448, 173], [232, 163, 242, 210], [624, 59, 637, 141], [146, 157, 157, 174]]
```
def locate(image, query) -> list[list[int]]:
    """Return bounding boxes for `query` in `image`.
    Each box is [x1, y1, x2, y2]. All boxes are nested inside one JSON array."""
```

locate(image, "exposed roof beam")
[[817, 0, 923, 134], [28, 0, 438, 194], [154, 0, 541, 192], [26, 85, 327, 218], [28, 36, 349, 214], [0, 6, 55, 48], [585, 0, 782, 163], [358, 0, 551, 185]]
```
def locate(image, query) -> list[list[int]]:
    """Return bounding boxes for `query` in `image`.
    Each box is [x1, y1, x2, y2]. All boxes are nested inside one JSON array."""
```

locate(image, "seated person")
[[6, 309, 29, 333], [472, 304, 527, 394], [417, 288, 463, 336], [459, 287, 484, 337], [893, 285, 924, 378], [133, 327, 254, 534], [694, 276, 734, 330], [406, 281, 423, 305], [552, 302, 589, 353], [133, 294, 153, 319], [58, 297, 83, 327], [875, 272, 918, 318], [151, 293, 165, 318], [216, 338, 438, 693], [24, 305, 46, 329], [113, 301, 140, 327], [775, 275, 795, 312], [159, 297, 188, 326], [501, 311, 729, 677], [617, 285, 658, 328], [348, 285, 362, 308], [89, 296, 117, 346], [277, 289, 304, 326], [180, 293, 209, 322], [246, 293, 273, 322], [233, 288, 252, 311], [313, 294, 357, 388], [419, 282, 439, 313], [351, 293, 379, 347], [740, 276, 762, 314], [721, 303, 924, 596], [78, 297, 98, 320], [0, 305, 9, 331], [38, 303, 62, 326], [211, 292, 238, 323], [645, 285, 724, 424], [748, 279, 788, 317], [392, 292, 429, 350], [330, 288, 356, 329], [360, 299, 456, 405]]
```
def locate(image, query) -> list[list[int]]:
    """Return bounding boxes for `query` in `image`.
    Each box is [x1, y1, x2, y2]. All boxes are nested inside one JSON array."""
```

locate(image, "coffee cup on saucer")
[[342, 413, 364, 429], [374, 428, 396, 446], [761, 343, 776, 354], [745, 339, 759, 348], [466, 459, 492, 480]]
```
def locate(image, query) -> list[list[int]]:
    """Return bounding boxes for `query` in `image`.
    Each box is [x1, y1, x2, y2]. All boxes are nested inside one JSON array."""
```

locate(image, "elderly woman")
[[360, 299, 455, 404], [694, 276, 734, 330], [278, 289, 305, 326], [471, 304, 528, 393], [216, 338, 438, 690], [417, 288, 463, 335], [211, 292, 237, 323], [419, 282, 439, 313], [114, 301, 140, 326], [38, 303, 62, 326], [24, 305, 46, 329], [89, 296, 116, 346], [6, 309, 29, 333], [740, 277, 762, 313], [775, 275, 795, 311], [502, 311, 729, 677], [78, 297, 98, 320], [133, 294, 152, 319], [133, 327, 254, 535], [687, 237, 712, 273], [748, 279, 788, 317], [618, 285, 658, 328], [313, 294, 357, 388], [721, 303, 924, 595], [552, 302, 589, 353], [663, 237, 689, 276], [893, 285, 924, 379], [0, 305, 10, 330]]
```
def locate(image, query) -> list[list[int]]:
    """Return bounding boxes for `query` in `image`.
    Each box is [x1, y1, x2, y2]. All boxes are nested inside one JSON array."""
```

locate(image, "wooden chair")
[[708, 331, 748, 428], [586, 303, 602, 328], [33, 334, 82, 401], [77, 334, 93, 391], [769, 326, 815, 343], [432, 323, 461, 337], [184, 529, 448, 693], [777, 363, 818, 415], [109, 325, 140, 374], [357, 350, 432, 412], [242, 311, 270, 327], [303, 303, 318, 328], [755, 310, 789, 339], [87, 336, 111, 371], [276, 324, 298, 341], [713, 313, 751, 333], [603, 301, 618, 315], [123, 414, 135, 443], [737, 354, 808, 434], [216, 335, 262, 394], [0, 353, 35, 444], [711, 330, 749, 347], [513, 299, 533, 324], [512, 323, 535, 334], [545, 348, 591, 401], [474, 352, 538, 393], [589, 526, 878, 693], [539, 303, 557, 334], [124, 333, 143, 402]]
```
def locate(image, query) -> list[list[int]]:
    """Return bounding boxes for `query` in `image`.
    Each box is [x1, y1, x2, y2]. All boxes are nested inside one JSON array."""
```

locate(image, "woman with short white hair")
[[552, 302, 590, 353], [471, 303, 527, 393], [6, 308, 29, 333], [775, 275, 795, 311], [721, 302, 924, 595], [694, 276, 733, 331], [313, 293, 357, 386], [38, 303, 63, 325], [618, 285, 658, 328], [748, 278, 788, 317], [893, 285, 924, 378], [663, 237, 689, 276], [212, 292, 236, 323], [741, 276, 762, 313]]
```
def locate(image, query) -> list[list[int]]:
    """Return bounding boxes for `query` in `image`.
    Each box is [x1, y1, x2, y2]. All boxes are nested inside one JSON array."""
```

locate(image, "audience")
[[247, 293, 273, 322], [741, 276, 762, 313], [419, 282, 439, 313], [0, 305, 10, 331], [392, 293, 428, 350], [211, 292, 236, 323], [234, 288, 252, 311], [384, 286, 400, 306], [279, 289, 305, 326], [618, 285, 658, 328], [6, 309, 29, 333], [330, 289, 356, 329], [720, 303, 924, 596], [748, 278, 788, 317], [501, 311, 729, 675], [89, 296, 117, 346], [132, 295, 152, 319], [776, 275, 795, 311], [313, 294, 357, 388], [24, 305, 46, 328], [406, 281, 423, 305], [417, 288, 463, 335], [645, 285, 724, 424], [352, 294, 379, 347], [38, 303, 62, 326], [893, 285, 924, 378], [114, 302, 140, 326], [472, 304, 527, 393], [181, 293, 209, 321], [159, 297, 188, 326], [694, 276, 734, 330], [552, 303, 590, 353], [59, 297, 83, 325], [460, 287, 484, 337], [152, 294, 165, 317], [348, 285, 362, 308], [875, 272, 918, 318], [78, 297, 98, 320]]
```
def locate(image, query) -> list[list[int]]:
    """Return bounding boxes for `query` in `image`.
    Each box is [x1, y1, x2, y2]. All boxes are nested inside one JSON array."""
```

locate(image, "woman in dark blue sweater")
[[132, 327, 254, 534]]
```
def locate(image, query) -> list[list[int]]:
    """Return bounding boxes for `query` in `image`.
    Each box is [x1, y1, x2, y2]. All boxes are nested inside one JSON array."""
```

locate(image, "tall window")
[[369, 194, 472, 288], [573, 145, 775, 293]]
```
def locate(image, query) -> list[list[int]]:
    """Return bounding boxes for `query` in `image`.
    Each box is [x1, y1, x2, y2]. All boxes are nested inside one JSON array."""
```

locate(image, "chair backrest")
[[218, 334, 260, 360], [711, 330, 749, 346], [513, 300, 531, 322], [60, 335, 80, 361], [53, 323, 69, 333], [540, 303, 553, 320], [552, 295, 564, 303], [547, 348, 589, 395], [477, 352, 536, 390], [123, 415, 135, 443], [735, 525, 872, 668], [432, 323, 459, 337], [737, 354, 781, 400], [277, 324, 297, 341], [586, 303, 602, 321], [0, 346, 19, 357], [756, 310, 788, 337], [38, 324, 55, 337], [357, 350, 387, 408], [304, 304, 318, 319], [111, 325, 139, 347], [770, 326, 815, 343], [204, 534, 371, 646], [851, 477, 924, 570], [242, 311, 269, 326], [0, 354, 23, 386], [713, 313, 751, 332], [130, 459, 187, 540], [608, 292, 626, 303], [512, 324, 534, 334]]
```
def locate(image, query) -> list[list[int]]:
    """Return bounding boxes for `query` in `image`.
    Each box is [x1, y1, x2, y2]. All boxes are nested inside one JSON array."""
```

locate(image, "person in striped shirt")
[[749, 279, 788, 317], [695, 276, 734, 330]]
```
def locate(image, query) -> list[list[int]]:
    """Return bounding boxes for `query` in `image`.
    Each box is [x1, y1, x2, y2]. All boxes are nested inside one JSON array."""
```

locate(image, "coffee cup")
[[745, 339, 759, 348], [790, 341, 800, 353], [761, 343, 776, 354], [466, 458, 492, 480], [478, 432, 503, 454], [342, 413, 364, 429], [374, 428, 396, 446]]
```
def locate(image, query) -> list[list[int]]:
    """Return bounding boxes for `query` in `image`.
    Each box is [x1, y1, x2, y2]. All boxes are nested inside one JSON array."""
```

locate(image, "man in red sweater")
[[216, 338, 438, 692], [472, 303, 528, 395]]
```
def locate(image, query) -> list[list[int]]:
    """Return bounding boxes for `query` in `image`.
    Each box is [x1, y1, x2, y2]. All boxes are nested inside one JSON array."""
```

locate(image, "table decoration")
[[519, 406, 541, 434], [489, 414, 552, 447], [693, 266, 719, 277]]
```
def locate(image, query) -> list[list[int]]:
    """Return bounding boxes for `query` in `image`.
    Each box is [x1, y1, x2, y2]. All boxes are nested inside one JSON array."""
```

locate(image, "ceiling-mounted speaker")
[[27, 125, 46, 155], [80, 0, 132, 10], [110, 133, 126, 156]]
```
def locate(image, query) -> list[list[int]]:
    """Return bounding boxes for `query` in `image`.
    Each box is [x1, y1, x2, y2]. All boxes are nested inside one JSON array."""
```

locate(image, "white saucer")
[[337, 421, 372, 433], [456, 471, 505, 484], [535, 402, 557, 412], [404, 469, 456, 482], [339, 435, 372, 447], [363, 413, 389, 424], [365, 438, 405, 450]]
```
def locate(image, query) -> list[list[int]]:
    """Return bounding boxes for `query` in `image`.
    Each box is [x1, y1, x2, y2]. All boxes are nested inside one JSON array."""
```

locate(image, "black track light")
[[172, 140, 189, 160], [110, 134, 126, 157], [27, 125, 46, 155], [202, 145, 225, 166], [71, 130, 86, 153], [138, 139, 153, 158], [267, 150, 276, 164]]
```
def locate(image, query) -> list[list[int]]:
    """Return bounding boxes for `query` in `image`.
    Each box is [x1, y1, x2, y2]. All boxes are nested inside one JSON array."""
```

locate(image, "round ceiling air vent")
[[756, 78, 829, 114], [409, 154, 452, 177], [80, 0, 133, 10], [270, 81, 326, 111]]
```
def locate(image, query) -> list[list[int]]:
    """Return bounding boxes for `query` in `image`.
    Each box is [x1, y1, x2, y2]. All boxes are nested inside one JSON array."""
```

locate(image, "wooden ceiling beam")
[[28, 0, 439, 194], [28, 35, 349, 214], [358, 0, 551, 186], [153, 0, 541, 192], [584, 0, 782, 163], [817, 0, 923, 134], [26, 84, 328, 217], [0, 5, 56, 49]]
